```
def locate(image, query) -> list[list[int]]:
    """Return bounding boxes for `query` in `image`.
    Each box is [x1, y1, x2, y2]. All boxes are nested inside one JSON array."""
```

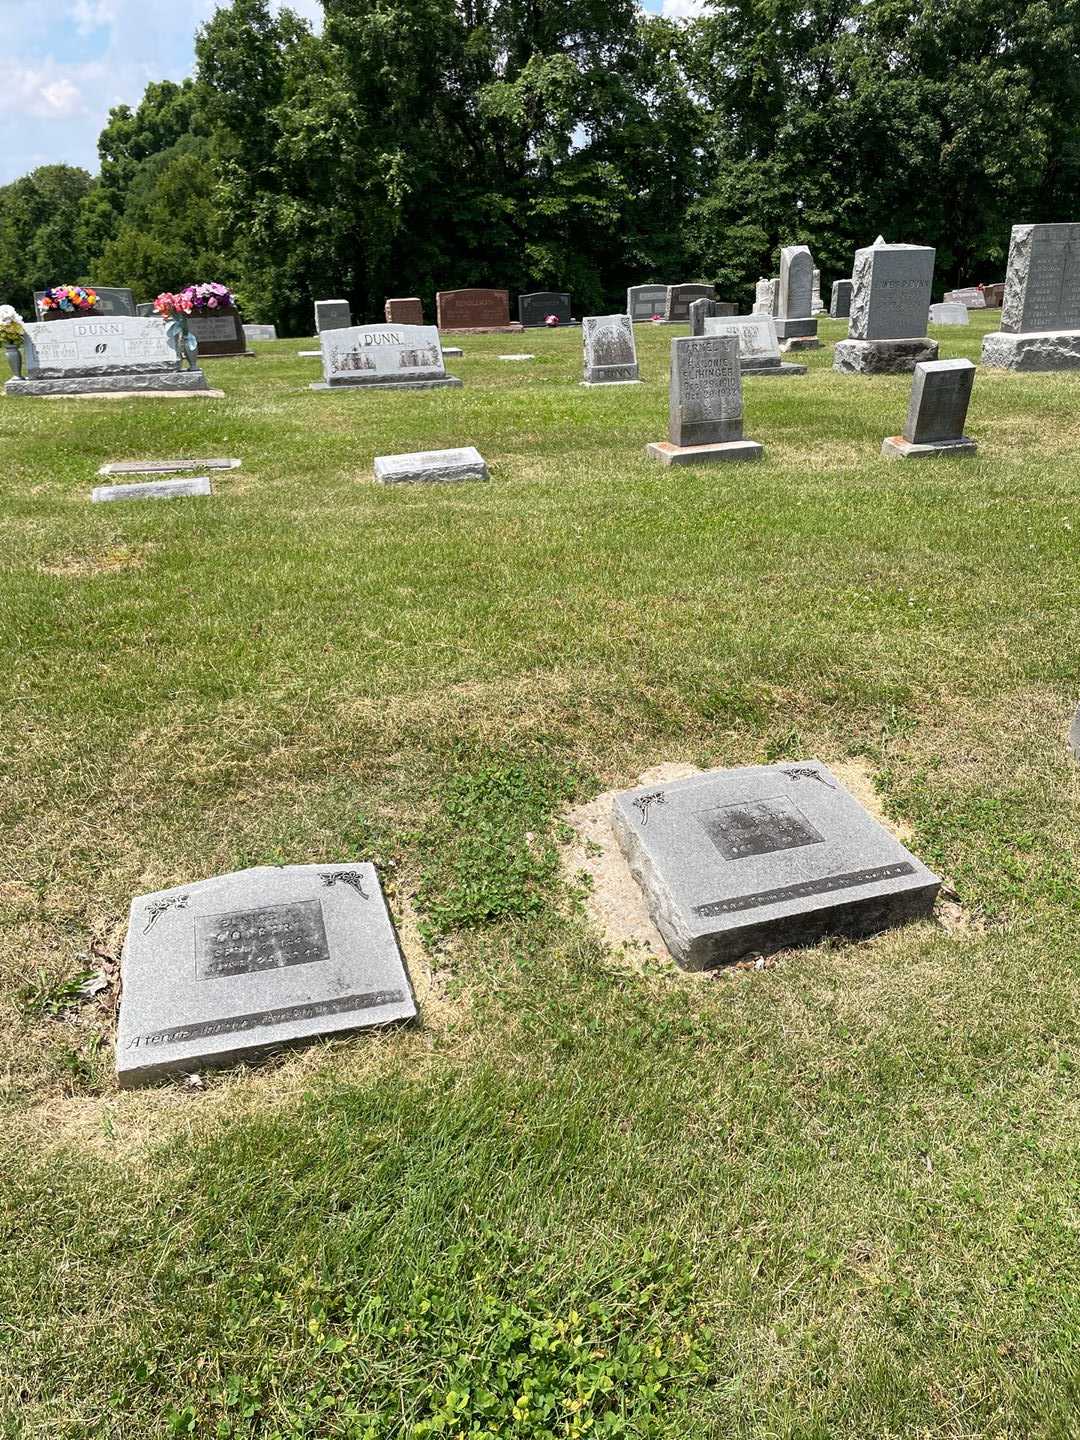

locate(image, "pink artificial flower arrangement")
[[650, 313, 664, 323], [154, 283, 236, 318], [544, 313, 560, 327]]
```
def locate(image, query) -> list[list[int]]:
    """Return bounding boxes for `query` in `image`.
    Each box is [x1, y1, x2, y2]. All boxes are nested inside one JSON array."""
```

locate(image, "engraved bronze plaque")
[[699, 795, 825, 861], [195, 899, 330, 980]]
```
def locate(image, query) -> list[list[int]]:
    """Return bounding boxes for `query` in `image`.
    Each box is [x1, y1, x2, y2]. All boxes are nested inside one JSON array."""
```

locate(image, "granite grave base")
[[99, 458, 240, 476], [775, 317, 818, 341], [780, 337, 821, 352], [311, 377, 462, 392], [833, 338, 939, 375], [439, 324, 524, 335], [980, 331, 1080, 371], [92, 477, 213, 503], [611, 761, 940, 969], [881, 435, 977, 460], [646, 439, 764, 466], [374, 447, 489, 484], [6, 369, 210, 397]]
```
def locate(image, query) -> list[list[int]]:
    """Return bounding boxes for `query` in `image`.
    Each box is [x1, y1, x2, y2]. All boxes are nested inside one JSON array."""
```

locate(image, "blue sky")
[[1, 0, 699, 185]]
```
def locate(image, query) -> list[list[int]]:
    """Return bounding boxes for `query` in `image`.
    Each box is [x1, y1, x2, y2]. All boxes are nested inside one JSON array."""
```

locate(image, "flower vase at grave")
[[4, 345, 22, 379]]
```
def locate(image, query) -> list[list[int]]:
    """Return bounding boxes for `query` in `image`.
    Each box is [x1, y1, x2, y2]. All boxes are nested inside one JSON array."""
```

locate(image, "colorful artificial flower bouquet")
[[154, 282, 235, 317], [40, 284, 98, 315], [544, 313, 560, 327], [0, 304, 25, 347]]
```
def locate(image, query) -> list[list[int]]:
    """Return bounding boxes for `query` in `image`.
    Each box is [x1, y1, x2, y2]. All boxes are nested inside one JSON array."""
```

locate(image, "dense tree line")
[[2, 0, 1079, 335]]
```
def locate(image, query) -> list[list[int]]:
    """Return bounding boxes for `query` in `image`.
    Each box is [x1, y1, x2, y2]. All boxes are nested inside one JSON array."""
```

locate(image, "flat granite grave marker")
[[612, 761, 940, 969], [5, 316, 209, 398], [830, 280, 853, 318], [315, 299, 352, 333], [646, 334, 763, 465], [92, 477, 213, 503], [1070, 703, 1080, 760], [882, 358, 977, 459], [982, 223, 1080, 370], [116, 862, 416, 1086], [702, 313, 806, 376], [581, 314, 641, 385], [243, 324, 278, 342], [498, 353, 535, 361], [665, 283, 716, 324], [374, 447, 489, 484], [384, 297, 424, 325], [627, 285, 669, 322], [929, 303, 970, 325], [99, 458, 239, 476], [436, 288, 522, 333], [518, 291, 573, 327], [312, 324, 462, 391], [835, 240, 938, 374]]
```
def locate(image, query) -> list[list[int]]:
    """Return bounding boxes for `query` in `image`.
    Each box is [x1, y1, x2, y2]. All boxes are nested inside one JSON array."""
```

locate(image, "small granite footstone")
[[92, 477, 212, 503], [830, 280, 853, 318], [834, 337, 940, 374], [929, 303, 970, 325], [611, 761, 940, 969], [581, 314, 641, 385], [312, 324, 461, 391], [374, 447, 488, 484], [99, 458, 240, 476], [881, 358, 976, 459], [116, 862, 417, 1086], [702, 313, 806, 375], [316, 300, 352, 333], [498, 353, 535, 361], [443, 346, 463, 357]]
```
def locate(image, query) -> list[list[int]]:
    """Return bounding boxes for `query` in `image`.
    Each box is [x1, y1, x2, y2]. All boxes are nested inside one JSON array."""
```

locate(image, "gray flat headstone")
[[668, 333, 744, 447], [703, 313, 806, 375], [498, 353, 535, 361], [243, 324, 278, 342], [92, 477, 213, 503], [830, 280, 853, 318], [374, 446, 488, 484], [627, 285, 669, 322], [518, 291, 572, 327], [315, 299, 352, 333], [117, 862, 416, 1086], [611, 761, 940, 969], [849, 242, 936, 340], [929, 303, 970, 325], [314, 324, 461, 391], [582, 314, 640, 384], [99, 458, 240, 476]]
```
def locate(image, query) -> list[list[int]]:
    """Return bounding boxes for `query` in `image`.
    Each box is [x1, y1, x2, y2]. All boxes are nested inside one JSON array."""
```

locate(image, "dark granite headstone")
[[187, 309, 249, 357], [688, 298, 737, 336], [315, 300, 352, 333], [665, 284, 715, 324], [518, 291, 572, 327], [35, 286, 136, 319], [830, 280, 853, 318], [882, 358, 977, 459]]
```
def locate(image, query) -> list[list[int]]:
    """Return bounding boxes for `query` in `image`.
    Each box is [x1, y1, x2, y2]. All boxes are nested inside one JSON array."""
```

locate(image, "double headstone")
[[830, 280, 853, 318], [116, 862, 417, 1086], [834, 240, 939, 374], [5, 316, 209, 398], [775, 246, 819, 344], [881, 359, 977, 460], [665, 284, 716, 324], [627, 284, 670, 322], [687, 298, 738, 336], [611, 761, 940, 970], [982, 223, 1080, 370], [518, 291, 573, 327], [385, 298, 424, 325], [436, 288, 522, 332], [943, 286, 986, 309], [581, 314, 641, 385], [311, 324, 462, 391], [646, 334, 763, 465], [316, 299, 352, 333], [702, 313, 806, 376]]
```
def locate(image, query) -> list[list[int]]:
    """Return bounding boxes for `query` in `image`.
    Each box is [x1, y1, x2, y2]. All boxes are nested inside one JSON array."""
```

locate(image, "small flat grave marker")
[[498, 353, 535, 361], [612, 761, 940, 969], [1070, 704, 1080, 760], [374, 447, 489, 485], [882, 358, 977, 459], [92, 477, 213, 503], [117, 862, 416, 1086], [99, 458, 240, 476], [244, 324, 278, 342]]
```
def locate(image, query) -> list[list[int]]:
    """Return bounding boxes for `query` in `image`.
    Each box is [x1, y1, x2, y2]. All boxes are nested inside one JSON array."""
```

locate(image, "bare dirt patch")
[[40, 543, 154, 578]]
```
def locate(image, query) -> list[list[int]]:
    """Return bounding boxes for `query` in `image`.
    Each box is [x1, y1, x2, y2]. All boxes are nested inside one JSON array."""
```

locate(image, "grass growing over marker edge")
[[0, 313, 1078, 1438]]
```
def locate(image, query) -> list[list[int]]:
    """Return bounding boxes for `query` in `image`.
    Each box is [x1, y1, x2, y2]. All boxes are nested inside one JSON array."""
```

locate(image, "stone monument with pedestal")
[[982, 224, 1080, 370], [881, 358, 977, 460], [646, 333, 763, 466], [834, 240, 938, 374], [5, 316, 210, 397], [581, 314, 641, 385], [702, 313, 806, 377], [311, 324, 461, 391], [775, 245, 819, 348]]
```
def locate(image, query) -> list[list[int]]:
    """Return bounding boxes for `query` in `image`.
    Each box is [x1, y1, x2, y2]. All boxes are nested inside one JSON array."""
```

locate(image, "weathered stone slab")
[[627, 285, 669, 322], [243, 324, 278, 342], [665, 284, 715, 324], [929, 303, 970, 325], [702, 313, 806, 375], [116, 862, 416, 1086], [99, 458, 240, 476], [830, 280, 853, 318], [611, 761, 940, 969], [518, 291, 573, 327], [833, 337, 939, 375], [313, 324, 461, 391], [882, 358, 977, 459], [92, 477, 212, 502], [384, 298, 424, 325], [688, 298, 737, 336], [646, 439, 763, 466], [849, 241, 936, 340], [374, 447, 489, 484], [582, 314, 641, 385], [35, 286, 135, 319], [315, 300, 352, 333], [436, 288, 521, 332]]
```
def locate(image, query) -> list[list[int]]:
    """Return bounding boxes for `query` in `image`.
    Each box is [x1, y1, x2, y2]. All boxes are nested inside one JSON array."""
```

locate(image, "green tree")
[[0, 166, 98, 314]]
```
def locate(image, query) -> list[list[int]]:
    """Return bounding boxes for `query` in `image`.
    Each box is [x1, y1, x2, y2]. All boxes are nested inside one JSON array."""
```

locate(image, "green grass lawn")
[[1, 312, 1078, 1438]]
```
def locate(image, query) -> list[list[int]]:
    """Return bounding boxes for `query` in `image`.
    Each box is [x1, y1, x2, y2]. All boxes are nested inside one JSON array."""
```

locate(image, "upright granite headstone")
[[982, 223, 1080, 370], [581, 314, 641, 385], [243, 324, 278, 342], [316, 300, 352, 334], [137, 303, 156, 318], [775, 246, 818, 342], [35, 286, 136, 319], [312, 324, 461, 391], [811, 269, 825, 315], [627, 284, 669, 322], [384, 298, 424, 325], [5, 316, 208, 397], [665, 284, 716, 324], [834, 240, 938, 374], [702, 313, 806, 376], [882, 359, 977, 460], [187, 310, 250, 357], [688, 298, 738, 336], [646, 334, 763, 466], [436, 288, 521, 332], [830, 280, 853, 318], [929, 302, 969, 325], [518, 291, 573, 327], [116, 862, 417, 1086], [611, 761, 940, 969]]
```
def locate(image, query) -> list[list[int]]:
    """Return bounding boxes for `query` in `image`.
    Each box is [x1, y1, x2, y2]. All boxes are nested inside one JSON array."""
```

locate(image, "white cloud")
[[0, 66, 86, 120], [659, 0, 709, 17]]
